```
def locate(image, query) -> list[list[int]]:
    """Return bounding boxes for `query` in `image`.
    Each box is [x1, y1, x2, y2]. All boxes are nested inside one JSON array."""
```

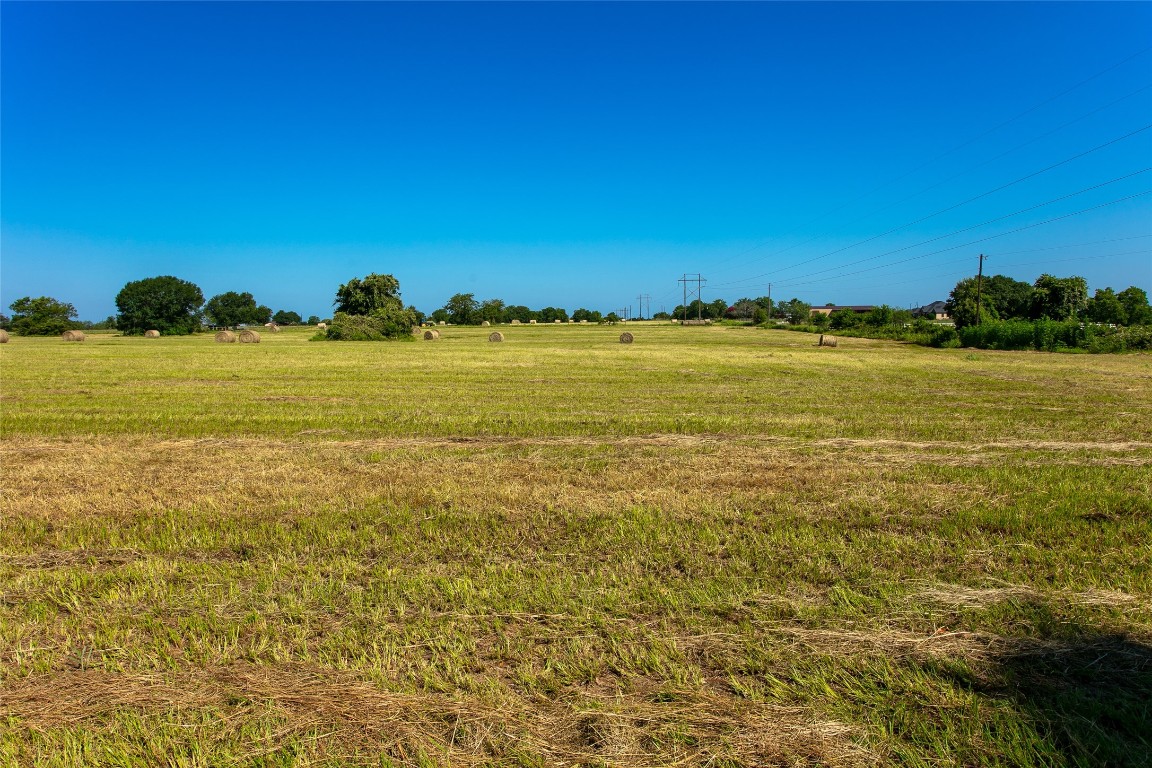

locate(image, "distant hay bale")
[[438, 321, 446, 326], [818, 334, 838, 347], [61, 330, 85, 342], [317, 322, 327, 329], [481, 320, 491, 327], [510, 319, 521, 325], [579, 319, 588, 324], [529, 319, 537, 324], [144, 329, 160, 338], [423, 329, 440, 340], [215, 330, 237, 343], [0, 329, 8, 343], [489, 331, 505, 342], [553, 319, 561, 324], [239, 330, 261, 344], [266, 324, 280, 333], [619, 332, 634, 344]]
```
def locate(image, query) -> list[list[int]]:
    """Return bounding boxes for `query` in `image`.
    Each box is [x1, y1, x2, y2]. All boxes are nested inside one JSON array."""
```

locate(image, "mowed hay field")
[[1, 323, 1150, 767]]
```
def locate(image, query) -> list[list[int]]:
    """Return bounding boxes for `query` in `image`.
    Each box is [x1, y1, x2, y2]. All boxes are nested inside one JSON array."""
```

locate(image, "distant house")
[[809, 305, 875, 317], [913, 301, 951, 320]]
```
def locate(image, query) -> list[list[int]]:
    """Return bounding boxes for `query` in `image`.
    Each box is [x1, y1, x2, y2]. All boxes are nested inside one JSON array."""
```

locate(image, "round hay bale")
[[239, 330, 261, 344], [144, 329, 160, 338], [489, 331, 505, 342], [423, 329, 440, 340], [61, 330, 85, 342], [215, 330, 237, 343], [266, 324, 280, 333], [818, 334, 838, 348], [317, 322, 327, 329], [619, 332, 634, 344], [0, 329, 8, 343], [510, 319, 521, 325], [481, 320, 491, 327], [529, 319, 537, 324]]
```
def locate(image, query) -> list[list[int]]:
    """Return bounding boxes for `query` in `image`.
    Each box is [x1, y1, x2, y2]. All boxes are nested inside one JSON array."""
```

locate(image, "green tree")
[[572, 308, 602, 323], [828, 309, 861, 330], [205, 292, 266, 327], [1087, 288, 1125, 325], [444, 293, 479, 325], [334, 273, 403, 316], [272, 310, 303, 326], [776, 298, 813, 325], [947, 274, 1033, 328], [7, 296, 77, 336], [505, 305, 534, 323], [307, 315, 321, 325], [1117, 286, 1152, 326], [478, 298, 506, 324], [328, 273, 416, 340], [538, 306, 568, 323], [603, 312, 620, 324], [115, 276, 204, 335], [726, 299, 759, 319], [1030, 274, 1088, 321], [430, 308, 449, 324]]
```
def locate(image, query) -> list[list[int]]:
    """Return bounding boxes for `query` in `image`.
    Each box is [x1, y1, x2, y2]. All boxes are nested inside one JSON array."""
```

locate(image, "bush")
[[927, 326, 959, 348], [325, 309, 416, 341]]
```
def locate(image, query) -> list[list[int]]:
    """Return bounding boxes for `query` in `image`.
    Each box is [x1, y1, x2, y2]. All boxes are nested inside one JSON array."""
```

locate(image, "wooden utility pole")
[[975, 253, 987, 326], [767, 282, 772, 321]]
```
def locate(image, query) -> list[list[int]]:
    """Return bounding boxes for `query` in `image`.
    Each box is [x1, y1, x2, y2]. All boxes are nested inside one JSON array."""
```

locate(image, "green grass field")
[[2, 323, 1150, 766]]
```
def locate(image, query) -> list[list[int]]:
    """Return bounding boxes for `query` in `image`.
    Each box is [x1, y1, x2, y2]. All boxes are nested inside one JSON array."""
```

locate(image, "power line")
[[772, 189, 1152, 289], [707, 47, 1152, 276]]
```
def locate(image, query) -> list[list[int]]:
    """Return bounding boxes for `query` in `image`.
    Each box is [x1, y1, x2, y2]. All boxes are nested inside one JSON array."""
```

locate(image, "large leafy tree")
[[1118, 286, 1152, 326], [478, 298, 506, 324], [776, 298, 812, 324], [947, 274, 1034, 328], [115, 276, 204, 335], [1087, 288, 1126, 325], [328, 272, 415, 340], [272, 310, 302, 325], [8, 296, 77, 335], [1030, 274, 1088, 321], [334, 273, 403, 315], [205, 292, 268, 327], [443, 293, 479, 325]]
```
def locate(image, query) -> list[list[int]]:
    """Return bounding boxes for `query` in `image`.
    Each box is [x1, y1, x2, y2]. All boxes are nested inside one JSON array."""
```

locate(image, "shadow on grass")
[[986, 631, 1152, 767]]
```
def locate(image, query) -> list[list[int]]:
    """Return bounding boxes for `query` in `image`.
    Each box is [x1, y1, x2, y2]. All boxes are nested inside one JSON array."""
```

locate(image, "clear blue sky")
[[3, 1, 1150, 320]]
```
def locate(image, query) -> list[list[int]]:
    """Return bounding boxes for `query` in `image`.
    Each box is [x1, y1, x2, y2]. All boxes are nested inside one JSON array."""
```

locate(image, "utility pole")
[[767, 282, 772, 321], [636, 294, 650, 320], [975, 253, 987, 326], [678, 274, 706, 322]]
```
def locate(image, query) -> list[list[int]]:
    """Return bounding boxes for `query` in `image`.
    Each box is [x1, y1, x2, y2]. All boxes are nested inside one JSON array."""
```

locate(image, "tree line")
[[2, 276, 323, 336]]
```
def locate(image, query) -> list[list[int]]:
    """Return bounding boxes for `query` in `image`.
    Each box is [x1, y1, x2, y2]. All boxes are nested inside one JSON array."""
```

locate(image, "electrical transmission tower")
[[678, 274, 706, 322], [636, 294, 651, 320]]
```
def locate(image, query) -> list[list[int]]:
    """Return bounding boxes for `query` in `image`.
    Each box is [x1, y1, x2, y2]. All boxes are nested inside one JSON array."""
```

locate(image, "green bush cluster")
[[323, 310, 416, 341], [954, 320, 1152, 353]]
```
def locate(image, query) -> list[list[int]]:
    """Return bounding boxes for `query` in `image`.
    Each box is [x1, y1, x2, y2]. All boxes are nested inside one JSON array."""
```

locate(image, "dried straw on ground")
[[481, 321, 491, 327], [489, 331, 505, 342], [819, 334, 838, 348], [214, 330, 237, 343], [0, 329, 9, 343], [317, 323, 327, 329], [144, 330, 160, 338], [239, 330, 261, 344], [61, 330, 85, 342], [424, 330, 440, 340], [619, 332, 634, 344]]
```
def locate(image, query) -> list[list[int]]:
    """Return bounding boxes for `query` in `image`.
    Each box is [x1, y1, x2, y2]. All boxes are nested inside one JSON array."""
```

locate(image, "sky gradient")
[[3, 1, 1150, 321]]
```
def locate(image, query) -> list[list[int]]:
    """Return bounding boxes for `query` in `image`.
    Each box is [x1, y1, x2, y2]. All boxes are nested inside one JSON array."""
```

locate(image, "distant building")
[[913, 301, 951, 320], [809, 305, 875, 317]]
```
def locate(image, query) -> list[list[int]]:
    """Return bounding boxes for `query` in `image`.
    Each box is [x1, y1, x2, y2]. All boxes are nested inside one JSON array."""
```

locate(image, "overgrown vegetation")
[[1, 324, 1149, 766]]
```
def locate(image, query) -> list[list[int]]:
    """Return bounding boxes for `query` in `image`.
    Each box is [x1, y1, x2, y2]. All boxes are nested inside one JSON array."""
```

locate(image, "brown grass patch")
[[2, 663, 872, 766]]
